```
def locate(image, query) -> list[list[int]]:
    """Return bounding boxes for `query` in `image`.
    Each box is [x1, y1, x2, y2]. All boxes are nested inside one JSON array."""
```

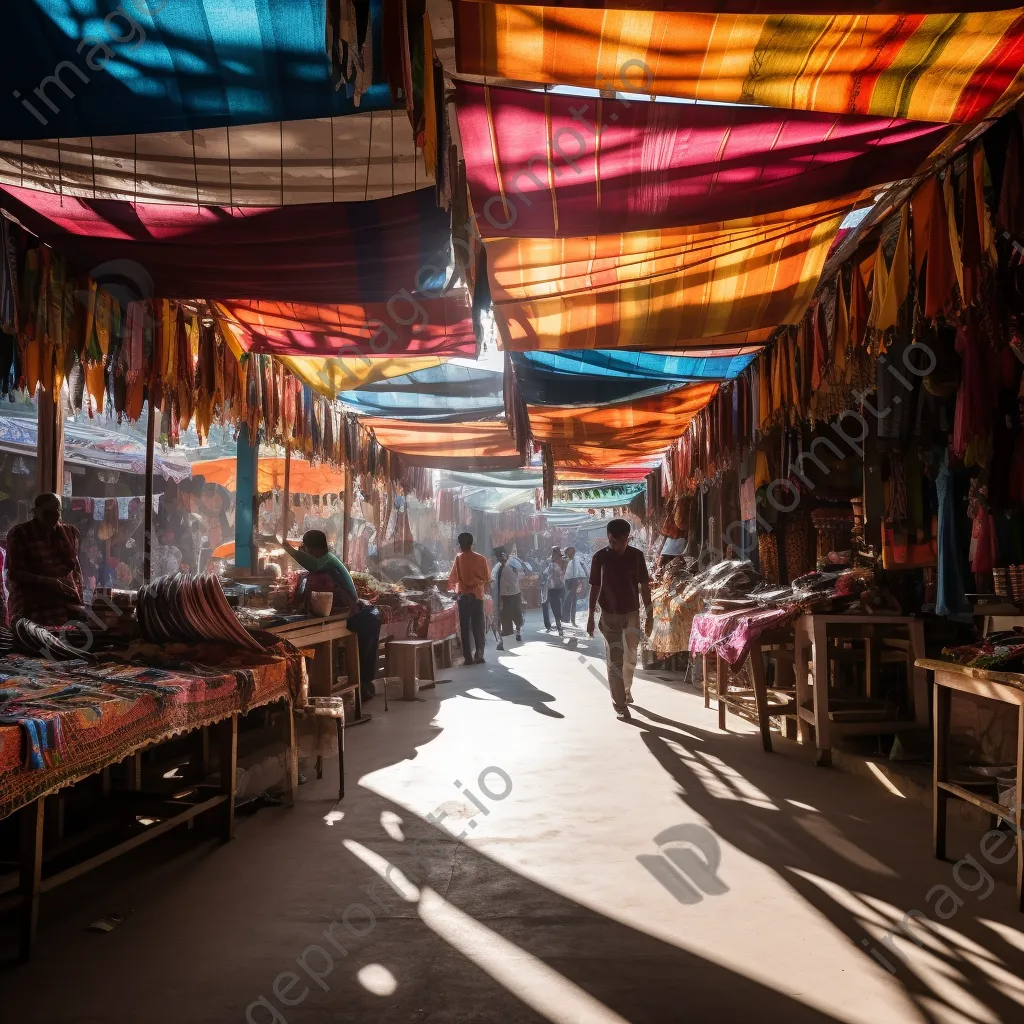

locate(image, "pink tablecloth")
[[688, 608, 796, 666]]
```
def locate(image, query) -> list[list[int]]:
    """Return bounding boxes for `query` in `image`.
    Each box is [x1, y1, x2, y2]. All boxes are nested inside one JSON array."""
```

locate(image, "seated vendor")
[[4, 493, 84, 626], [282, 530, 381, 703]]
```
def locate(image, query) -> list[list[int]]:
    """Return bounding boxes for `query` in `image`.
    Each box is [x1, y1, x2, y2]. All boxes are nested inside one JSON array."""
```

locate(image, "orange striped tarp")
[[528, 384, 720, 467], [359, 419, 524, 470], [454, 3, 1024, 123], [490, 201, 847, 351]]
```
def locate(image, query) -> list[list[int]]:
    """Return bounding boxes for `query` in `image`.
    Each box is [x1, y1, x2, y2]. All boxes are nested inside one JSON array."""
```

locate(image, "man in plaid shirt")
[[4, 493, 84, 626]]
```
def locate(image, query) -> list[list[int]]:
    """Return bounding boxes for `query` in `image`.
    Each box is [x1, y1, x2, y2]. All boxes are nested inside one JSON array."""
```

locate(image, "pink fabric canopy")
[[455, 83, 948, 238], [0, 185, 450, 304]]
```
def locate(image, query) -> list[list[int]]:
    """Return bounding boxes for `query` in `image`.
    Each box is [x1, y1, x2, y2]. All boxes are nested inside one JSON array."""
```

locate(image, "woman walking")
[[544, 546, 566, 637]]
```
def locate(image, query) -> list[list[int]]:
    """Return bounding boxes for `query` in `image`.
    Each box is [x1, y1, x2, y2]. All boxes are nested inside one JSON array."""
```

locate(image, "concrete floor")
[[4, 609, 1024, 1023]]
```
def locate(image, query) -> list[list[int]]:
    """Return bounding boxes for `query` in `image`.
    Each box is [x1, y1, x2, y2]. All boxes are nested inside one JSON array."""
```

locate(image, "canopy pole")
[[342, 466, 352, 565], [281, 445, 291, 543], [234, 425, 258, 571], [36, 387, 63, 498], [143, 403, 156, 584]]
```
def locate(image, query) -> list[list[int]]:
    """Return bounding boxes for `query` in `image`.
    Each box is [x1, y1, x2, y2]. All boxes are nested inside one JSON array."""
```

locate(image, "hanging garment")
[[936, 454, 969, 618]]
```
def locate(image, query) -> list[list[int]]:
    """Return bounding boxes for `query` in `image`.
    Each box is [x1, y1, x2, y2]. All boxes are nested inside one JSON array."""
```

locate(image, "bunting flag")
[[489, 201, 849, 350], [453, 3, 1024, 123], [0, 185, 451, 304], [214, 293, 477, 358], [527, 383, 720, 468], [359, 419, 525, 470], [455, 81, 947, 238], [0, 111, 429, 205]]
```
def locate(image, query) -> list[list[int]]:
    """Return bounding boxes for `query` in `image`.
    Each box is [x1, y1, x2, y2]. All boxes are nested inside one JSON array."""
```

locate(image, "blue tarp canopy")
[[510, 350, 756, 407], [2, 1, 393, 139], [341, 365, 505, 423]]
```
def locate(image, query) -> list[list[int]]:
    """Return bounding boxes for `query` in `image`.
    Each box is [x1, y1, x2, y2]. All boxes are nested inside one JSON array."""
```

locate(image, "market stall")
[[0, 575, 307, 961]]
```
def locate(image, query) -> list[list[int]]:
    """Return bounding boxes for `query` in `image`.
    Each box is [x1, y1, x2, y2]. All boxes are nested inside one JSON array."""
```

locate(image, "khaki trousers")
[[598, 610, 641, 711]]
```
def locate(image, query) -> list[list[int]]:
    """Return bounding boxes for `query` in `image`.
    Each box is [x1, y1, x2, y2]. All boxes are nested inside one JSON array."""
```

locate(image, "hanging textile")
[[528, 383, 720, 468], [453, 4, 1024, 124], [213, 293, 476, 358], [0, 186, 452, 305], [456, 81, 947, 238], [361, 418, 525, 471], [342, 364, 505, 422], [510, 348, 756, 406], [2, 0, 393, 140], [0, 111, 429, 205], [490, 201, 847, 351]]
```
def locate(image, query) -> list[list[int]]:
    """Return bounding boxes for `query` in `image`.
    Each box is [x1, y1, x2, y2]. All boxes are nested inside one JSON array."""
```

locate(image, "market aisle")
[[3, 609, 1024, 1023]]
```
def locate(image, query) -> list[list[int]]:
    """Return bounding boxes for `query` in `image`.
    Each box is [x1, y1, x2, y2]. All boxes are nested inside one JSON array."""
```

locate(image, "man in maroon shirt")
[[4, 493, 84, 626], [586, 519, 653, 720]]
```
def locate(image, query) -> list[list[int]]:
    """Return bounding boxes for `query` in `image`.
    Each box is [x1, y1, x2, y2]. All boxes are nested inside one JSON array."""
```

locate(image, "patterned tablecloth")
[[0, 642, 302, 820], [688, 608, 797, 666]]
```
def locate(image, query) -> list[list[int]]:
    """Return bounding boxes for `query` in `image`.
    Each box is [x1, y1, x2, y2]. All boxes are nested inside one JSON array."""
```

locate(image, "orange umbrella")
[[192, 457, 346, 494]]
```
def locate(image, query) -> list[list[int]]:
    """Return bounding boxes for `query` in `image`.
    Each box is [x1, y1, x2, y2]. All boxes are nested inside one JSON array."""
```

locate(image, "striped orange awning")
[[490, 202, 847, 350], [529, 383, 719, 466], [360, 419, 524, 470], [453, 3, 1024, 123]]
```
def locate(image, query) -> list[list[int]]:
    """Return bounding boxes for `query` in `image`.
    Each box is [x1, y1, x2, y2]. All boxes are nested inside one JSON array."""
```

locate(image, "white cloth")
[[491, 558, 523, 596], [661, 537, 685, 556], [565, 555, 587, 579]]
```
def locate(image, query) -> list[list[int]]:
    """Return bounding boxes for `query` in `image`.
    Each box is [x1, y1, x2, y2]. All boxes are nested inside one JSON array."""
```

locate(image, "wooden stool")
[[386, 639, 437, 700], [297, 699, 345, 801], [715, 628, 798, 753]]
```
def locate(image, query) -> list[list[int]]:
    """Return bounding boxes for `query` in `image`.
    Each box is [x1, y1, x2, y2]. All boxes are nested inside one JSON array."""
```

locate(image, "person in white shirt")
[[562, 546, 588, 625], [491, 547, 524, 644]]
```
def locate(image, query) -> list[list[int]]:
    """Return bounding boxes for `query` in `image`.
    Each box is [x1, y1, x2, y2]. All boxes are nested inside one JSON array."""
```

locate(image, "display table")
[[794, 613, 928, 766], [268, 614, 373, 725], [0, 645, 301, 960], [918, 659, 1023, 911]]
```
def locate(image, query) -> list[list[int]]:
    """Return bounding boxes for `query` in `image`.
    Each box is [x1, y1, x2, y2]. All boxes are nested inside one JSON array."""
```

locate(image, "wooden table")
[[793, 613, 928, 766], [269, 614, 370, 725], [918, 659, 1023, 911]]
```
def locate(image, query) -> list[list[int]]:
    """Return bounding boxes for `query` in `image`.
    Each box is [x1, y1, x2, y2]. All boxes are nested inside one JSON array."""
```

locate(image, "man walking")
[[491, 547, 524, 643], [586, 520, 653, 721], [563, 546, 587, 625], [448, 532, 490, 664]]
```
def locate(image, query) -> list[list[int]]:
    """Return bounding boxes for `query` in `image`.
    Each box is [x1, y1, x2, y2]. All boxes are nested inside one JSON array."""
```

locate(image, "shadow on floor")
[[1, 783, 856, 1024], [624, 703, 1024, 1024]]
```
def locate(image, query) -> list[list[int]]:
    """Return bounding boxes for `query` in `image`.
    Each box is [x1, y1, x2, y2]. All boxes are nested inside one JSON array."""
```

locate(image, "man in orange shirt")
[[448, 532, 491, 664]]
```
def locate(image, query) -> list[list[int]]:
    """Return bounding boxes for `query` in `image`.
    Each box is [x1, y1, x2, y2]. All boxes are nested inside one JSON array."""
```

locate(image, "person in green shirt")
[[282, 530, 381, 702]]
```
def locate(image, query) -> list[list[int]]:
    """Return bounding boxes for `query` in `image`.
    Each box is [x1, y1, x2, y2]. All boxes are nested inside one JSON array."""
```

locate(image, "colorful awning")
[[214, 294, 477, 358], [192, 457, 346, 495], [456, 82, 947, 238], [529, 383, 720, 467], [0, 111, 429, 206], [341, 365, 505, 422], [453, 3, 1024, 123], [214, 310, 444, 398], [2, 1, 393, 140], [490, 201, 847, 350], [0, 186, 450, 304], [360, 419, 524, 471], [511, 349, 756, 406]]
